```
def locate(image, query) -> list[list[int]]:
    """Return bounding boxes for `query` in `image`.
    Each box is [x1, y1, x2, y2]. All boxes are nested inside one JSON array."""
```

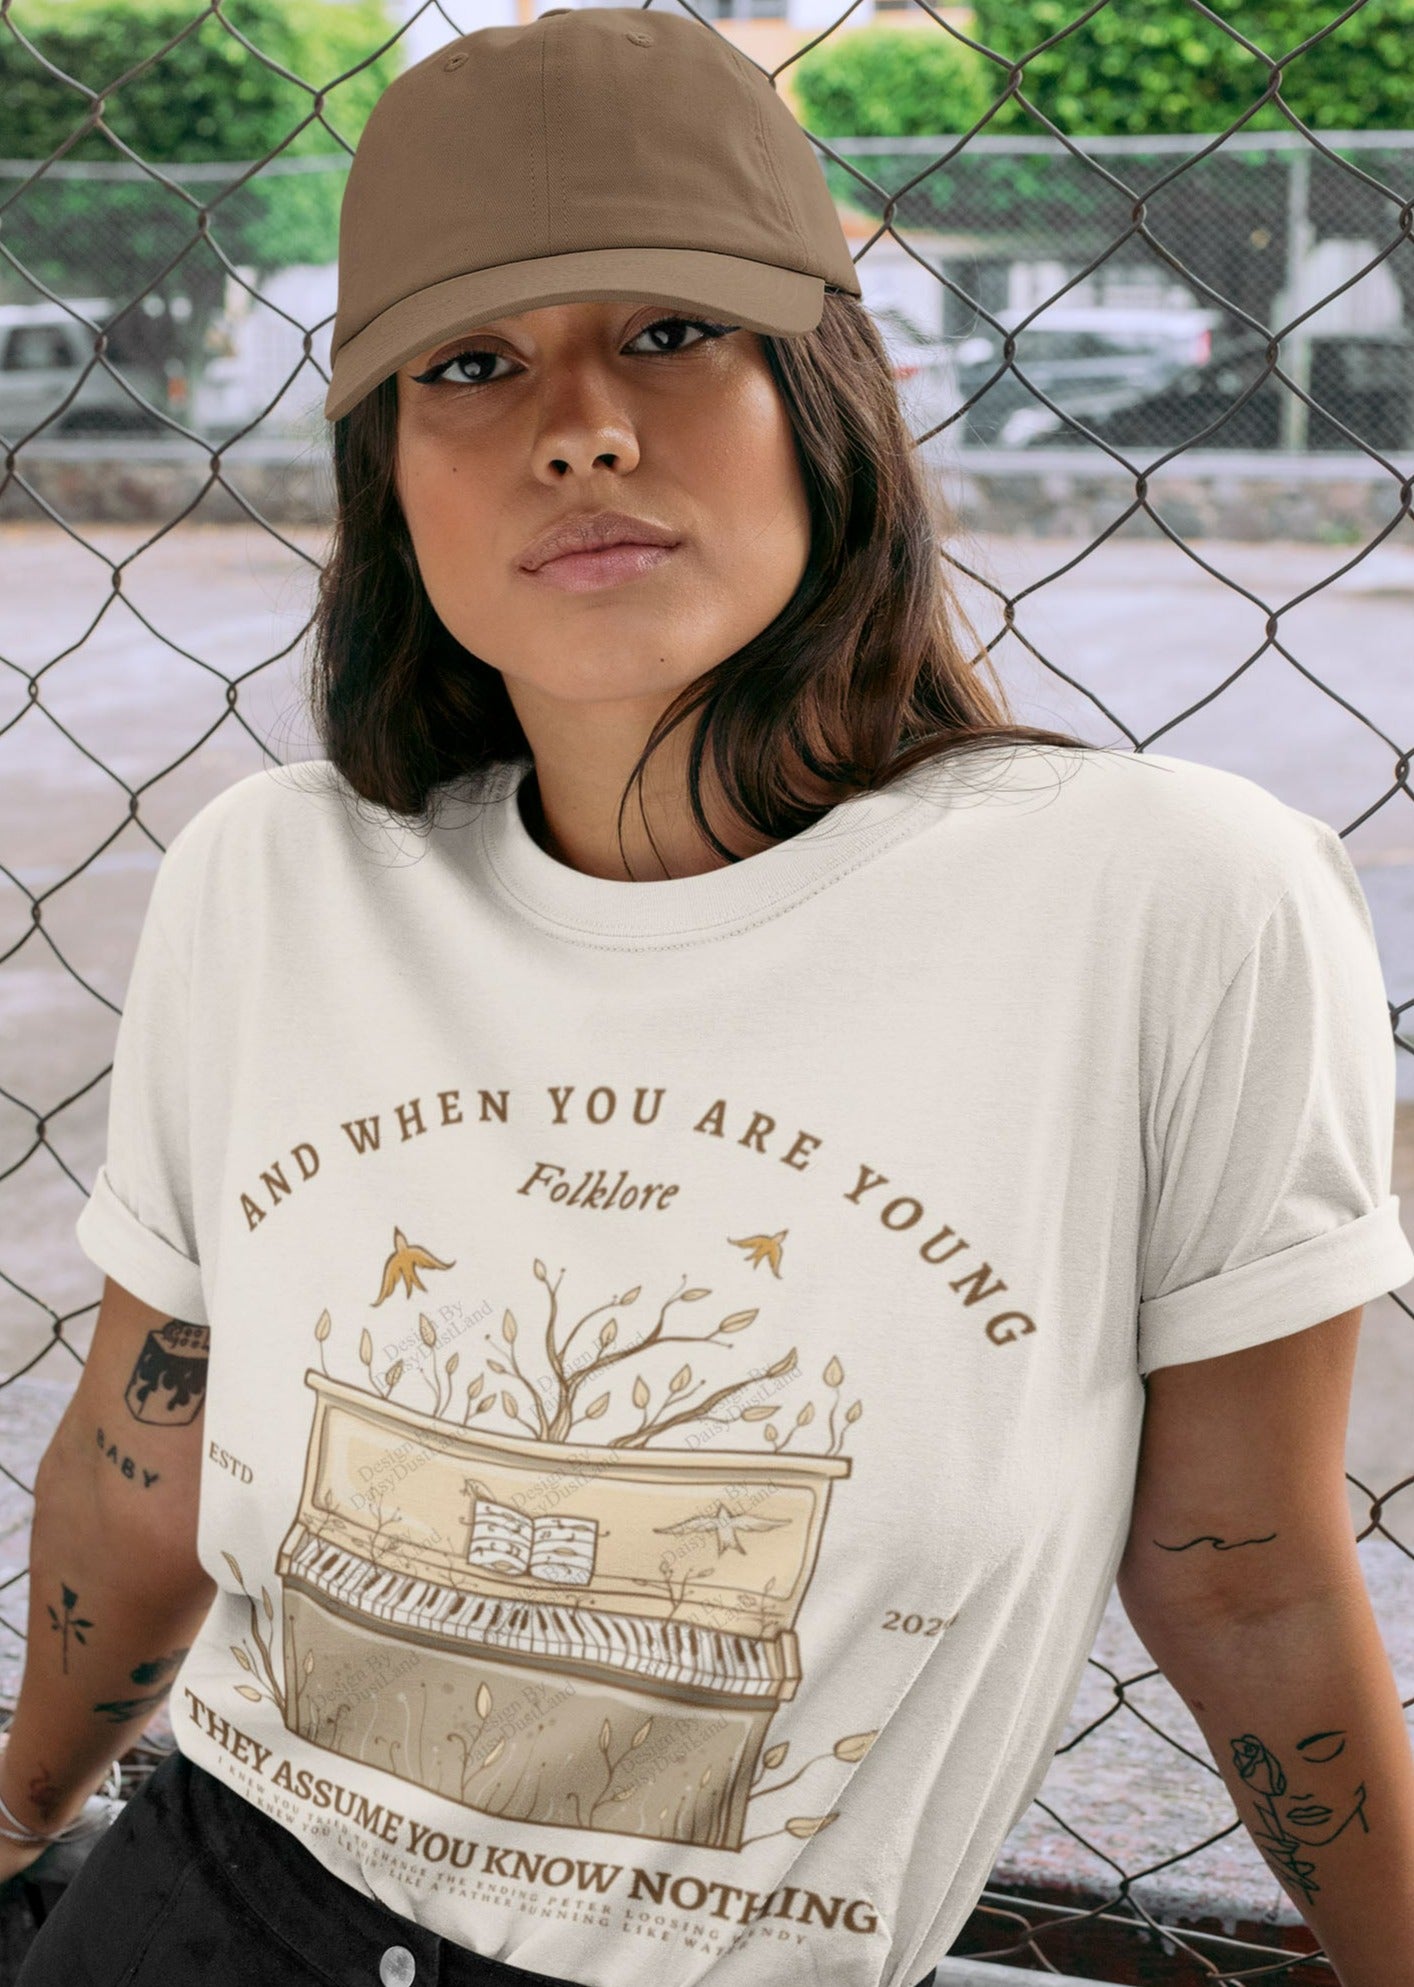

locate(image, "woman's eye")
[[410, 315, 735, 388]]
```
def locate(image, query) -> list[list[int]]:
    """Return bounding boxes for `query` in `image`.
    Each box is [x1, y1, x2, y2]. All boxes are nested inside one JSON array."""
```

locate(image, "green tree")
[[2, 0, 403, 396]]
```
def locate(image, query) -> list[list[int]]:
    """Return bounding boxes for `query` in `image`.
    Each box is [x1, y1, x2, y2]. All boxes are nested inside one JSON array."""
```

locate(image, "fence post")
[[1279, 142, 1313, 453]]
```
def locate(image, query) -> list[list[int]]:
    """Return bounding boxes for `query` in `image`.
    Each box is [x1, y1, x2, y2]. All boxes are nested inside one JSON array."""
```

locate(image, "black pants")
[[13, 1745, 607, 1986], [14, 1746, 939, 1986]]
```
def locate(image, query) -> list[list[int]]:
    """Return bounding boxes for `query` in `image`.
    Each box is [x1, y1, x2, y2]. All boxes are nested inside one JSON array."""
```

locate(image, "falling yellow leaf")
[[372, 1226, 455, 1305], [727, 1231, 787, 1275]]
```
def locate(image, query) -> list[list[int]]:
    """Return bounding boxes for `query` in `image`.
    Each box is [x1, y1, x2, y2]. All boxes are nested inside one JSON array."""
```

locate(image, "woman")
[[6, 9, 1412, 1987]]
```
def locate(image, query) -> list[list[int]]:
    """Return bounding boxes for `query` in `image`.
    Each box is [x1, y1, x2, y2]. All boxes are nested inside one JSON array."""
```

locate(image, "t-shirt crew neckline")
[[473, 756, 942, 947]]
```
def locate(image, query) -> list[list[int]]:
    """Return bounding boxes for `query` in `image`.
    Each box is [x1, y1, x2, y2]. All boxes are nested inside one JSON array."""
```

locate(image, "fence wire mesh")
[[1, 0, 1412, 1980]]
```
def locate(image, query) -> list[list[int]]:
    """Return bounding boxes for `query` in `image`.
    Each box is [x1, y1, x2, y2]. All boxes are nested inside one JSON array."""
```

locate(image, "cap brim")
[[322, 247, 833, 422]]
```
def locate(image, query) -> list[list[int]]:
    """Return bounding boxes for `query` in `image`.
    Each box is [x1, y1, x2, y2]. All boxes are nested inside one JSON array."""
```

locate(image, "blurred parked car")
[[874, 305, 965, 446], [1060, 326, 1414, 454], [953, 305, 1219, 448], [0, 300, 188, 440]]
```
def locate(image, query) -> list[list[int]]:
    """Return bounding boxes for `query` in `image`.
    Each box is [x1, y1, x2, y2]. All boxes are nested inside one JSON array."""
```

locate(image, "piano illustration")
[[274, 1371, 850, 1847]]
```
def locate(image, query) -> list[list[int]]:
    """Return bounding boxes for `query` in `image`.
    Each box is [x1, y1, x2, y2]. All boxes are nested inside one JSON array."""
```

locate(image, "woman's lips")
[[525, 542, 679, 591]]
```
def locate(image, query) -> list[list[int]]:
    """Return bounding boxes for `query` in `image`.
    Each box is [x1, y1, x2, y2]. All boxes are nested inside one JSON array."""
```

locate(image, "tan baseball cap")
[[323, 6, 862, 422]]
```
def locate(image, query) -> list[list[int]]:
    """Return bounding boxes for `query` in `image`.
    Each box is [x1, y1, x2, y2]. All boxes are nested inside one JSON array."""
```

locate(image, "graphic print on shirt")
[[229, 1226, 879, 1850]]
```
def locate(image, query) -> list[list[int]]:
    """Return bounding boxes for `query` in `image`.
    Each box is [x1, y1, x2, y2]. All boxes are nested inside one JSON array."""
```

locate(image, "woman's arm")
[[0, 1277, 216, 1872]]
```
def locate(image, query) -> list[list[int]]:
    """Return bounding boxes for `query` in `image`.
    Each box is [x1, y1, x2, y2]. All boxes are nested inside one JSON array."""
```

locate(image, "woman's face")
[[393, 299, 812, 734]]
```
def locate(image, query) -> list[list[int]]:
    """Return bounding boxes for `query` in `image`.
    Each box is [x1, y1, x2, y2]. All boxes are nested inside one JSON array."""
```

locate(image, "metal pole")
[[1280, 145, 1313, 453]]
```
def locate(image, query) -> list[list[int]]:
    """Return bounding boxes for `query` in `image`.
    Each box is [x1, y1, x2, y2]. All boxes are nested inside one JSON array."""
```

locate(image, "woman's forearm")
[[0, 1436, 215, 1838], [1129, 1573, 1414, 1986]]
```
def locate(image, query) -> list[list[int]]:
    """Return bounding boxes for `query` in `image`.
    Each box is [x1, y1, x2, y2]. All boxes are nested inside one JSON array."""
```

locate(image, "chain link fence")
[[2, 1, 1412, 1980]]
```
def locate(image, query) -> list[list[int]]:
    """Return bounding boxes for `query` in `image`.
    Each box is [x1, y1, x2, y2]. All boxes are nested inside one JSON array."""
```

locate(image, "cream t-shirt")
[[75, 741, 1413, 1987]]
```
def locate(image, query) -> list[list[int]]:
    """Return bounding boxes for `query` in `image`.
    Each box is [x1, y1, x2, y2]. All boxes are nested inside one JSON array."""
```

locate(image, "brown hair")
[[304, 286, 1109, 868]]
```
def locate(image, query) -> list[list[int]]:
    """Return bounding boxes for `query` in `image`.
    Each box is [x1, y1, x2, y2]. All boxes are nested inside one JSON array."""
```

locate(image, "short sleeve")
[[74, 854, 208, 1324], [1137, 818, 1414, 1378]]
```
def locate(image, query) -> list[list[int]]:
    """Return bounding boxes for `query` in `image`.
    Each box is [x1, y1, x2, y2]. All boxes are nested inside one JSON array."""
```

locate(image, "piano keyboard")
[[281, 1527, 793, 1699]]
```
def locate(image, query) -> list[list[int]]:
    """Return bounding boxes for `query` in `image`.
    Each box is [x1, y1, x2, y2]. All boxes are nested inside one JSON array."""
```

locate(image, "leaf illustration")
[[632, 1374, 650, 1409], [762, 1742, 788, 1769], [502, 1311, 517, 1345], [303, 1650, 315, 1674], [718, 1309, 757, 1333], [740, 1405, 776, 1420], [477, 1397, 497, 1415], [796, 1401, 815, 1425], [600, 1320, 617, 1348], [765, 1349, 797, 1379], [481, 1737, 505, 1768], [823, 1355, 844, 1387], [681, 1288, 709, 1301], [845, 1400, 863, 1423], [631, 1719, 652, 1748], [419, 1315, 437, 1349], [600, 1720, 612, 1753], [476, 1681, 492, 1719], [385, 1360, 404, 1389], [262, 1588, 274, 1623], [501, 1391, 517, 1417], [232, 1646, 254, 1673], [488, 1360, 507, 1375], [622, 1286, 641, 1302], [446, 1352, 459, 1379], [583, 1393, 610, 1420], [467, 1374, 484, 1399], [61, 1584, 77, 1610], [359, 1329, 373, 1369], [314, 1310, 332, 1342], [833, 1730, 878, 1762], [221, 1551, 244, 1587], [234, 1684, 263, 1703], [786, 1813, 838, 1837], [669, 1364, 692, 1395]]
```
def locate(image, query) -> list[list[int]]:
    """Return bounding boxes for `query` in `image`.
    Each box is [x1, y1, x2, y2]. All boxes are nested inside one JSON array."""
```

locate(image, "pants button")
[[379, 1948, 417, 1986]]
